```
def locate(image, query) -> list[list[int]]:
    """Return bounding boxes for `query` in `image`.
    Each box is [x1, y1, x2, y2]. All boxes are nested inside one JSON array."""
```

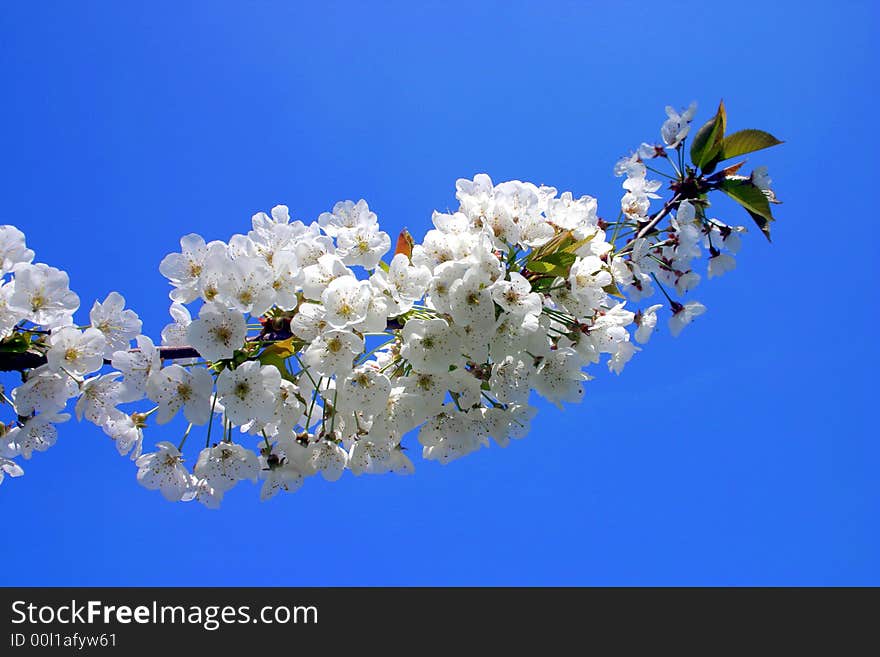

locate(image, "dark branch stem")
[[0, 318, 409, 374], [0, 351, 48, 372], [0, 345, 203, 373], [634, 193, 682, 242], [612, 192, 682, 258]]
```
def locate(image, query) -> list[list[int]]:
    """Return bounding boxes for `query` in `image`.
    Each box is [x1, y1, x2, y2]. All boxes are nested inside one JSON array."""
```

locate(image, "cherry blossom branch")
[[0, 318, 408, 373], [634, 192, 682, 242], [0, 351, 46, 372], [0, 345, 204, 372], [0, 100, 784, 504]]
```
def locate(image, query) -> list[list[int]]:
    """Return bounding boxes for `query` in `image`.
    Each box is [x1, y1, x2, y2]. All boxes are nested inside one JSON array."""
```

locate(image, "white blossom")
[[533, 347, 588, 408], [401, 318, 462, 374], [0, 456, 24, 485], [146, 364, 214, 425], [0, 225, 34, 274], [46, 327, 106, 376], [419, 406, 488, 464], [75, 373, 123, 424], [669, 301, 707, 337], [492, 272, 542, 316], [135, 442, 191, 502], [111, 334, 161, 402], [5, 412, 69, 459], [635, 304, 663, 344], [159, 234, 225, 304], [217, 256, 275, 316], [301, 253, 350, 300], [321, 276, 372, 328], [186, 303, 247, 362], [13, 367, 78, 416], [337, 366, 392, 417], [160, 302, 192, 346], [8, 263, 79, 326], [216, 361, 280, 425], [258, 442, 313, 500], [751, 166, 772, 191], [101, 410, 143, 459], [184, 477, 224, 509], [302, 330, 363, 378], [194, 442, 260, 493], [89, 292, 142, 356], [318, 199, 378, 237], [569, 255, 612, 302], [661, 101, 697, 148], [336, 224, 391, 270], [309, 439, 348, 481], [372, 253, 431, 313], [264, 380, 306, 435], [708, 251, 736, 279], [449, 269, 495, 330]]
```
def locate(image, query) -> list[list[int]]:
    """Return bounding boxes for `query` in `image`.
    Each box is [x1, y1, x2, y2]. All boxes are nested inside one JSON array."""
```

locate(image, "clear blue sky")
[[1, 1, 876, 586]]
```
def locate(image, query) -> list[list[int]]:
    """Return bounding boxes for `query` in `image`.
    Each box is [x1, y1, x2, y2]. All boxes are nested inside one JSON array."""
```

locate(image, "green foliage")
[[526, 251, 577, 277], [720, 129, 784, 160], [690, 100, 727, 172], [258, 337, 300, 382], [0, 333, 31, 353], [687, 102, 784, 239], [719, 178, 775, 241]]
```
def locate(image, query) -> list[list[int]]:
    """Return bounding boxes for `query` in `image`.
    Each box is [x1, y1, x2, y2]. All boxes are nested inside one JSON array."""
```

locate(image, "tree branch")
[[0, 345, 202, 373], [0, 319, 409, 373], [635, 192, 682, 241], [0, 351, 48, 372]]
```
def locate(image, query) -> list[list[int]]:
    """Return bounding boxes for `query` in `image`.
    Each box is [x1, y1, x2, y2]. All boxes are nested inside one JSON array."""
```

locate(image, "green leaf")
[[0, 333, 31, 353], [690, 100, 726, 172], [744, 209, 772, 242], [562, 235, 595, 254], [526, 251, 577, 277], [258, 338, 299, 382], [259, 351, 297, 383], [261, 337, 298, 359], [720, 129, 783, 160], [719, 178, 775, 241], [603, 282, 625, 299], [530, 276, 558, 293], [529, 230, 574, 261]]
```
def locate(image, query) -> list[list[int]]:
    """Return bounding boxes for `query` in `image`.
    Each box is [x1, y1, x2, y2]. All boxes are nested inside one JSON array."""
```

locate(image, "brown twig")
[[0, 318, 408, 374], [0, 345, 203, 372], [634, 193, 682, 242]]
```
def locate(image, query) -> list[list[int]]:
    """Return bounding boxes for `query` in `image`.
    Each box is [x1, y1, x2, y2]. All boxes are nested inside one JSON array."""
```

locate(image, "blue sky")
[[1, 1, 876, 585]]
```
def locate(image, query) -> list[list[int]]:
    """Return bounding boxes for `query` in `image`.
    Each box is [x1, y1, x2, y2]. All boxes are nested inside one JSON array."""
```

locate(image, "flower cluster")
[[0, 101, 781, 505], [0, 227, 144, 483]]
